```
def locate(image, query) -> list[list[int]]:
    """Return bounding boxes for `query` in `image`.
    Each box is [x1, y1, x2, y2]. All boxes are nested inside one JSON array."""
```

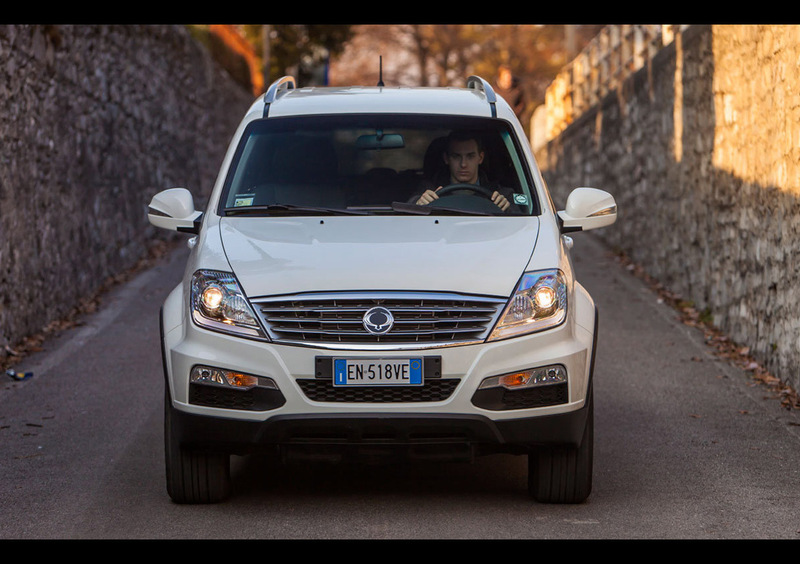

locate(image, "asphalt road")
[[1, 231, 799, 540]]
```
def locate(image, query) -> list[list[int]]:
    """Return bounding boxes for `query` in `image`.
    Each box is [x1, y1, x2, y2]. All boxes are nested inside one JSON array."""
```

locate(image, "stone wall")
[[536, 25, 800, 390], [0, 25, 253, 356]]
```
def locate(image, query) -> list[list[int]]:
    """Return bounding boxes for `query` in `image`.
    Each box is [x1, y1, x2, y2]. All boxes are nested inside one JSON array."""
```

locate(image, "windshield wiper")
[[390, 202, 494, 216], [224, 204, 368, 216]]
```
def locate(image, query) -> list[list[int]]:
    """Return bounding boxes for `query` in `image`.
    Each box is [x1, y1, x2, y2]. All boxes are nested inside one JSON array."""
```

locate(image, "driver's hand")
[[416, 188, 441, 206], [491, 191, 510, 211]]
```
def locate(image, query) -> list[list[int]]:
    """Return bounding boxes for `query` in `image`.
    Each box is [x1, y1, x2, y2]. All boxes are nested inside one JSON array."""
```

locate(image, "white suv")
[[148, 75, 616, 504]]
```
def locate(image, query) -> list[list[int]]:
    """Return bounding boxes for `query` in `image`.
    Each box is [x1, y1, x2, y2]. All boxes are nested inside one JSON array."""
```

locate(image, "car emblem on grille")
[[363, 306, 394, 335]]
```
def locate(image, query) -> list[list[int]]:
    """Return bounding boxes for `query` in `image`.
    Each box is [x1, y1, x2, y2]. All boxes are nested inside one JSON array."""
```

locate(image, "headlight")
[[488, 269, 567, 341], [190, 270, 265, 338]]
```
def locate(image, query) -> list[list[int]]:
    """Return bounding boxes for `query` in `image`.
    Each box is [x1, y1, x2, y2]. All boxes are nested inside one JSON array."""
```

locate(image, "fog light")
[[190, 365, 270, 390], [478, 364, 567, 390]]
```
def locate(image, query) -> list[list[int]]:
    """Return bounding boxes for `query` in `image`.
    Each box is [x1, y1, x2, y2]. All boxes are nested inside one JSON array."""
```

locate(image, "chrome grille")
[[251, 292, 506, 348]]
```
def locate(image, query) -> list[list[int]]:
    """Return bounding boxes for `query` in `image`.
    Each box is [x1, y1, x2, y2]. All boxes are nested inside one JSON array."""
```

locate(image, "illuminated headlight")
[[478, 365, 567, 390], [190, 270, 265, 338], [488, 269, 567, 341]]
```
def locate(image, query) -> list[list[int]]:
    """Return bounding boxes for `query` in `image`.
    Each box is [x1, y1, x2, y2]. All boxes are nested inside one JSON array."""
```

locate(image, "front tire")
[[164, 392, 231, 504], [528, 391, 593, 503]]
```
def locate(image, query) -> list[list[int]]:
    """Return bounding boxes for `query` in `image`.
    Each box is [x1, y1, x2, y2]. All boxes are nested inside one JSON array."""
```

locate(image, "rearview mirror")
[[356, 131, 405, 150], [148, 188, 203, 234], [557, 187, 617, 233]]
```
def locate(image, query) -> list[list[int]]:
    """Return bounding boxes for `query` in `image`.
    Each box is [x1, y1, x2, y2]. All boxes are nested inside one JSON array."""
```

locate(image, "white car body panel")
[[219, 216, 540, 298]]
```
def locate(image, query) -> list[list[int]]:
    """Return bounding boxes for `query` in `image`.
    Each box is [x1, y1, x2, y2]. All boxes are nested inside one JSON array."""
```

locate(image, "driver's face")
[[443, 139, 484, 185]]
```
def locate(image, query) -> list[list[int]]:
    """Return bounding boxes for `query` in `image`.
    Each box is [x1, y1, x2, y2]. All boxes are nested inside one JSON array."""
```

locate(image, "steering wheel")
[[435, 183, 495, 199]]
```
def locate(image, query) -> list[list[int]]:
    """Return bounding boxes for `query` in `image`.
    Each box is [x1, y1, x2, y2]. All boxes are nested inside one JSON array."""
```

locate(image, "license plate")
[[333, 358, 423, 386]]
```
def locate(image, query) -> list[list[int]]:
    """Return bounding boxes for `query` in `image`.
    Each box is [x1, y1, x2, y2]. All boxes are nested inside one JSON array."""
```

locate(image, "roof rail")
[[466, 75, 497, 118], [263, 76, 296, 118]]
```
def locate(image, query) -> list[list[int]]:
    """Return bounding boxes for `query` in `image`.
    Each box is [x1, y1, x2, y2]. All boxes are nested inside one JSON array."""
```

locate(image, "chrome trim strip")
[[272, 326, 485, 336], [251, 290, 506, 303], [261, 316, 495, 325], [266, 338, 486, 351]]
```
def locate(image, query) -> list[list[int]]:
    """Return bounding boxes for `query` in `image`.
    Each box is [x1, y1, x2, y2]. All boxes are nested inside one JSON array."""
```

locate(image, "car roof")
[[241, 76, 515, 123]]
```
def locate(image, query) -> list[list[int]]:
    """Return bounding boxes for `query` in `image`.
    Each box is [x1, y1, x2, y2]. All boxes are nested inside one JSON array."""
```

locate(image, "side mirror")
[[557, 187, 617, 233], [148, 188, 203, 234]]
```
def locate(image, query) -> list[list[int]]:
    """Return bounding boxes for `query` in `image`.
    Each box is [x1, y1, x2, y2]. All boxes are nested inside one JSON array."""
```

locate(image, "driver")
[[413, 131, 510, 211]]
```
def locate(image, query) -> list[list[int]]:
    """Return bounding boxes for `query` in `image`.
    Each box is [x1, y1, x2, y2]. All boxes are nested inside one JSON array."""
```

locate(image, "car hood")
[[218, 216, 539, 298]]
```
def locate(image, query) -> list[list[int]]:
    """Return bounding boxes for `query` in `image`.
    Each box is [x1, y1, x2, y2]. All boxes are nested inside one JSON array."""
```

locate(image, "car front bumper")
[[160, 283, 598, 458]]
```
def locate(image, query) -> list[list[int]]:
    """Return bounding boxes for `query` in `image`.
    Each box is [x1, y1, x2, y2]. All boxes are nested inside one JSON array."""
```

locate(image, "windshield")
[[219, 114, 539, 216]]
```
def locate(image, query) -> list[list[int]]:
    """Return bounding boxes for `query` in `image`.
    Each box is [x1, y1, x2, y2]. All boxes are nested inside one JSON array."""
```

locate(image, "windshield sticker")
[[513, 193, 529, 205], [233, 194, 255, 207]]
